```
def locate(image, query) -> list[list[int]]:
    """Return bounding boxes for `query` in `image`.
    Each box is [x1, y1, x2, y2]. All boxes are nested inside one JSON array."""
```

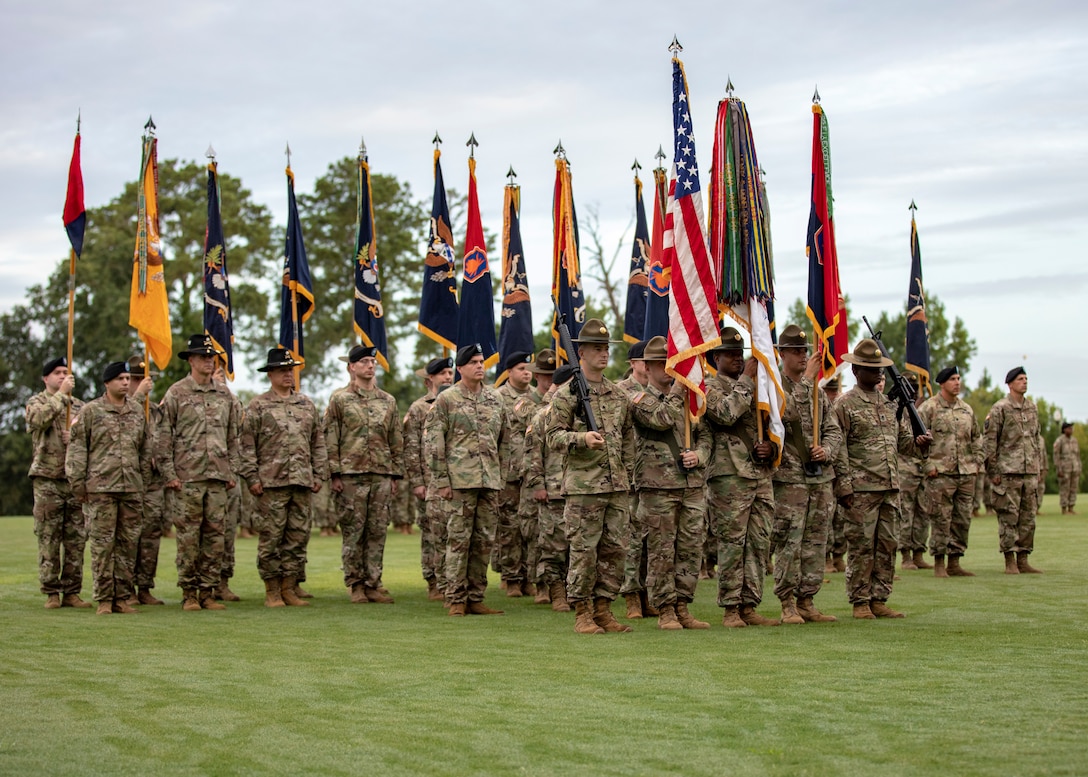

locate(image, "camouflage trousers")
[[991, 474, 1037, 553], [925, 473, 974, 556], [221, 480, 242, 580], [31, 477, 87, 596], [493, 480, 525, 584], [83, 492, 141, 602], [337, 474, 392, 590], [256, 486, 311, 580], [772, 481, 833, 602], [829, 504, 847, 557], [133, 487, 164, 589], [621, 491, 647, 596], [708, 475, 774, 608], [897, 468, 929, 553], [564, 491, 629, 603], [536, 498, 569, 585], [390, 482, 414, 529], [640, 487, 706, 610], [421, 487, 451, 588], [1058, 471, 1079, 510], [167, 479, 227, 593], [517, 484, 542, 585], [844, 490, 899, 605], [974, 472, 986, 513], [445, 488, 498, 604]]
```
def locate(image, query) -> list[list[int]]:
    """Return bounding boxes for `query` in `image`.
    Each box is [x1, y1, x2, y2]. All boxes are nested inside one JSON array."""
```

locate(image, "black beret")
[[936, 366, 958, 385], [1062, 421, 1074, 431], [42, 356, 67, 376], [456, 343, 483, 367], [626, 340, 648, 361], [426, 357, 453, 376], [101, 361, 129, 384], [348, 345, 378, 363], [503, 350, 533, 373], [1005, 366, 1026, 384], [552, 364, 576, 386]]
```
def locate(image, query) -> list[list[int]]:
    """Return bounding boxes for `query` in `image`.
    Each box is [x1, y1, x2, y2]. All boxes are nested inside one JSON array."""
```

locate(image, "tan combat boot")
[[1004, 551, 1020, 574], [293, 582, 313, 599], [264, 577, 285, 608], [466, 601, 504, 615], [573, 600, 605, 634], [96, 600, 112, 615], [112, 598, 139, 614], [280, 577, 309, 607], [1016, 552, 1043, 574], [852, 602, 876, 619], [641, 590, 660, 617], [870, 600, 905, 618], [137, 587, 164, 605], [721, 605, 747, 628], [593, 597, 632, 632], [44, 594, 62, 609], [181, 590, 202, 611], [533, 582, 550, 605], [218, 575, 241, 602], [675, 601, 710, 629], [912, 550, 934, 569], [947, 555, 975, 577], [740, 604, 781, 626], [521, 581, 536, 597], [796, 596, 837, 623], [200, 590, 227, 610], [780, 596, 805, 625], [505, 580, 523, 598], [657, 603, 684, 630], [426, 580, 444, 601], [624, 592, 643, 619], [549, 581, 571, 612], [60, 593, 92, 609], [900, 549, 918, 570], [832, 553, 846, 573], [933, 554, 949, 578], [365, 587, 395, 604], [349, 583, 368, 604], [448, 602, 466, 617]]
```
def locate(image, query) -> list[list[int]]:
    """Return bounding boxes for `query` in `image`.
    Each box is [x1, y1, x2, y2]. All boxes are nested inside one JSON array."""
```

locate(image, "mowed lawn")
[[1, 498, 1086, 777]]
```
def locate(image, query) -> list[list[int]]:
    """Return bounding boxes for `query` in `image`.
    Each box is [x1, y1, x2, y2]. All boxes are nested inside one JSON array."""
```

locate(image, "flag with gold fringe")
[[419, 147, 459, 351], [455, 151, 498, 369], [550, 152, 586, 363], [353, 144, 388, 370], [203, 155, 234, 379], [622, 163, 650, 344], [905, 202, 930, 395], [128, 124, 172, 369], [496, 173, 533, 386], [279, 158, 314, 365]]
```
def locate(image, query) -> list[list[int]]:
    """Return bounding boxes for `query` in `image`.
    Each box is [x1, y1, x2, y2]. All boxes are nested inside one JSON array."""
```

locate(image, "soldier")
[[66, 361, 151, 615], [523, 364, 574, 612], [158, 334, 242, 611], [1036, 432, 1047, 517], [771, 325, 842, 624], [125, 353, 166, 605], [1054, 421, 1081, 514], [833, 340, 931, 619], [897, 373, 932, 572], [425, 343, 506, 616], [983, 366, 1043, 574], [240, 348, 328, 607], [213, 362, 245, 602], [546, 319, 635, 635], [822, 375, 848, 574], [495, 350, 534, 596], [324, 344, 403, 604], [628, 336, 712, 630], [705, 326, 779, 628], [27, 356, 91, 609], [404, 356, 454, 600], [918, 365, 983, 577]]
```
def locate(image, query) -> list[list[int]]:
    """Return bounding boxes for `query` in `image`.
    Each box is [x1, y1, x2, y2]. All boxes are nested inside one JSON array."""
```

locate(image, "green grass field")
[[2, 498, 1086, 776]]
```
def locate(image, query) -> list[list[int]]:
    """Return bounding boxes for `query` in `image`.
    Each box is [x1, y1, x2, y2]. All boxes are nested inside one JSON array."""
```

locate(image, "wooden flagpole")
[[65, 247, 76, 427]]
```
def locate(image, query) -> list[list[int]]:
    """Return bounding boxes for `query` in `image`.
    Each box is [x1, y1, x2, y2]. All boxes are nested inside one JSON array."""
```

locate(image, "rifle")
[[552, 301, 598, 433], [862, 316, 928, 438]]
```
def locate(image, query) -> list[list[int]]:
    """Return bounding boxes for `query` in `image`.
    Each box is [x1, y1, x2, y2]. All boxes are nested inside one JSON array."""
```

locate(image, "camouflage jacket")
[[628, 384, 711, 490], [65, 396, 152, 494], [983, 395, 1040, 477], [241, 390, 328, 489], [918, 394, 983, 476], [704, 372, 773, 481], [1053, 435, 1082, 475], [616, 375, 647, 394], [403, 394, 436, 492], [324, 385, 404, 478], [498, 383, 534, 482], [424, 383, 506, 491], [523, 397, 566, 498], [157, 375, 242, 484], [833, 387, 922, 497], [546, 377, 634, 496], [25, 390, 84, 479], [775, 374, 842, 485]]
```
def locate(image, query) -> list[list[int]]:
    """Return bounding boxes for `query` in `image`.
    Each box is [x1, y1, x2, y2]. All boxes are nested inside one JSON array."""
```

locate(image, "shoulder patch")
[[632, 391, 646, 404], [514, 398, 526, 412]]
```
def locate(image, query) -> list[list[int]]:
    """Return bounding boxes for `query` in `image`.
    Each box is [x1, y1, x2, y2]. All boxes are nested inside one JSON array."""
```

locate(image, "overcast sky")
[[3, 1, 1087, 415]]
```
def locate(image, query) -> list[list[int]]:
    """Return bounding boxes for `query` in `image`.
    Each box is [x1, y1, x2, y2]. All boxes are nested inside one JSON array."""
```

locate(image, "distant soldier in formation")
[[896, 373, 931, 572], [983, 367, 1043, 574], [214, 362, 245, 602], [324, 344, 403, 604], [1054, 421, 1081, 514], [158, 334, 242, 612], [66, 361, 152, 615], [126, 354, 166, 605], [822, 375, 847, 574], [546, 319, 635, 634], [918, 365, 983, 577], [771, 325, 841, 624], [241, 348, 328, 607], [494, 350, 534, 596], [26, 356, 90, 609], [833, 339, 931, 619]]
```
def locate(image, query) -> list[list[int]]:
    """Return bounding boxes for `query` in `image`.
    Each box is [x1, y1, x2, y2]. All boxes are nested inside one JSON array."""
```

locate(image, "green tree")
[[784, 294, 860, 345], [868, 293, 977, 388]]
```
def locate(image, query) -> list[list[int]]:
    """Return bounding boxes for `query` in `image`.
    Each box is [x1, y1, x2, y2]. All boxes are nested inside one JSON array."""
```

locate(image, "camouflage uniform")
[[221, 392, 245, 584], [833, 387, 922, 607], [404, 393, 439, 586], [157, 375, 242, 597], [1036, 434, 1047, 514], [424, 383, 505, 605], [241, 390, 328, 582], [918, 393, 982, 556], [510, 387, 547, 589], [630, 385, 711, 611], [26, 389, 86, 597], [546, 378, 635, 604], [704, 371, 776, 609], [524, 401, 568, 587], [494, 382, 532, 586], [983, 396, 1041, 554], [325, 385, 403, 592], [1054, 433, 1081, 512], [616, 375, 648, 600], [65, 395, 151, 603], [771, 375, 842, 604], [133, 402, 165, 593], [896, 453, 928, 555]]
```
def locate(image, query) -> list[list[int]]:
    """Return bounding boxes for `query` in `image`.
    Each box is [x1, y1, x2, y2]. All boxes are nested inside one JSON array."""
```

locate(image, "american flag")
[[663, 57, 720, 419]]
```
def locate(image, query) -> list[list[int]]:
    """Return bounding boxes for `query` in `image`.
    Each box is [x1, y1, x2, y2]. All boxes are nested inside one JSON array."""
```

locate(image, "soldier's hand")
[[839, 493, 854, 509], [743, 357, 759, 379], [915, 433, 933, 449], [60, 374, 75, 395], [810, 444, 826, 462], [165, 479, 181, 491], [61, 430, 70, 445], [991, 474, 1002, 486], [331, 475, 344, 494], [584, 431, 605, 450], [311, 481, 322, 493], [391, 480, 399, 497], [226, 479, 237, 489], [134, 376, 153, 401], [439, 486, 452, 500], [753, 441, 773, 460], [680, 450, 699, 468], [413, 485, 426, 500], [926, 470, 938, 479], [249, 482, 264, 497], [804, 353, 821, 381], [533, 488, 548, 502]]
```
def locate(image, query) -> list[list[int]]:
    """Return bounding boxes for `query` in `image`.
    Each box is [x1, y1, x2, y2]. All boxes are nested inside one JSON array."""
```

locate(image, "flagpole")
[[143, 342, 150, 420], [65, 245, 76, 427]]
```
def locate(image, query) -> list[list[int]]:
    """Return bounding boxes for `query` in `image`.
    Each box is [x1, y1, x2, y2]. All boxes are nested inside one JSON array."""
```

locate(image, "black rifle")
[[862, 316, 928, 439], [552, 303, 598, 433]]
